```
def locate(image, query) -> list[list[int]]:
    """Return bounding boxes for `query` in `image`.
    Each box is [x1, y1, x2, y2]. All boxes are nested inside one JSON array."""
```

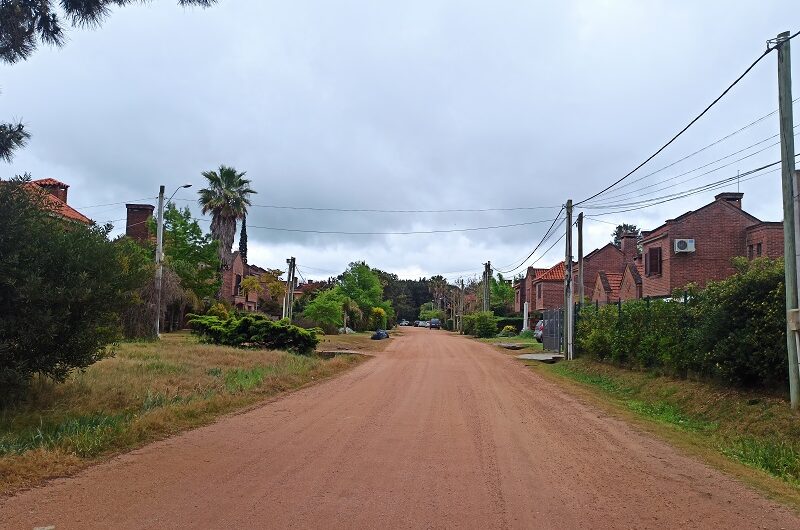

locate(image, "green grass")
[[542, 359, 800, 488], [480, 336, 544, 351]]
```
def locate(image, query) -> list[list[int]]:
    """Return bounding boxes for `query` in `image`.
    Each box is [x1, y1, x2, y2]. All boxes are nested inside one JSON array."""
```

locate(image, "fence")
[[541, 308, 563, 352]]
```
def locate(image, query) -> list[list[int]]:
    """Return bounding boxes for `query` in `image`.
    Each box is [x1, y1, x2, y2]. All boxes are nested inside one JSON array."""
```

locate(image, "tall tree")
[[611, 224, 642, 248], [238, 214, 248, 265], [0, 0, 217, 162], [198, 165, 255, 269]]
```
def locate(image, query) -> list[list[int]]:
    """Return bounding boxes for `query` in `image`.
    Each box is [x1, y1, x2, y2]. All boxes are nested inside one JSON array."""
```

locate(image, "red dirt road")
[[2, 328, 799, 529]]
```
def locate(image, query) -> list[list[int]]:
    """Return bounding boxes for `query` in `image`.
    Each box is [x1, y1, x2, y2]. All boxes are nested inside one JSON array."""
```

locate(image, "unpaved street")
[[2, 328, 798, 529]]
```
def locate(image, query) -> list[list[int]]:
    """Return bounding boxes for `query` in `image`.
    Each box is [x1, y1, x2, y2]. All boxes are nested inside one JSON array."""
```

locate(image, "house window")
[[757, 242, 762, 257], [644, 246, 662, 276], [234, 274, 242, 295], [537, 283, 542, 299], [748, 245, 754, 260]]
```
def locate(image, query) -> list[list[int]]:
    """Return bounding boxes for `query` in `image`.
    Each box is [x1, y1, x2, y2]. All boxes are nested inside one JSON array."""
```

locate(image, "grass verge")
[[0, 331, 373, 496], [479, 336, 544, 352], [530, 358, 800, 507]]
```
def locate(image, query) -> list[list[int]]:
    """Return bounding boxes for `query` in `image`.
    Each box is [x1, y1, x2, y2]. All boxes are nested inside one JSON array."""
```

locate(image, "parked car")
[[429, 318, 441, 330], [413, 320, 421, 327], [399, 319, 410, 326], [534, 320, 545, 343], [421, 321, 430, 328]]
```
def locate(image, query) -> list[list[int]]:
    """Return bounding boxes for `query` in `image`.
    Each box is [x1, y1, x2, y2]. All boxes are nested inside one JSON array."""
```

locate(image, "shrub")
[[473, 311, 497, 338], [206, 303, 230, 320], [370, 307, 387, 330], [518, 329, 535, 339], [495, 317, 524, 332], [498, 325, 517, 337], [0, 177, 147, 400], [462, 314, 477, 335], [188, 314, 319, 355], [576, 258, 788, 390]]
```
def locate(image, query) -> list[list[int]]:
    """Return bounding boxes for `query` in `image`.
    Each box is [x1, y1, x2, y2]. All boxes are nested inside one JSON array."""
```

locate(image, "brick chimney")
[[620, 232, 638, 263], [34, 178, 69, 204], [126, 204, 155, 242], [714, 192, 743, 209]]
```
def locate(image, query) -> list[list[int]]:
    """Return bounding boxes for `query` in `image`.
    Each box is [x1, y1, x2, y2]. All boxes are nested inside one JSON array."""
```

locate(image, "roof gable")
[[534, 261, 565, 282]]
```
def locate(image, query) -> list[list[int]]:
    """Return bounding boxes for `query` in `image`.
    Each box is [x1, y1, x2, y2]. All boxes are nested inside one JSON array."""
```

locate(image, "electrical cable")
[[495, 208, 566, 274], [576, 38, 787, 207]]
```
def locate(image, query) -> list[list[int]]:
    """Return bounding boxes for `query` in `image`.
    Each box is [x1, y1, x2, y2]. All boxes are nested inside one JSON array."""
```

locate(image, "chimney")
[[714, 192, 743, 209], [620, 232, 638, 263], [125, 204, 155, 242], [35, 179, 69, 203]]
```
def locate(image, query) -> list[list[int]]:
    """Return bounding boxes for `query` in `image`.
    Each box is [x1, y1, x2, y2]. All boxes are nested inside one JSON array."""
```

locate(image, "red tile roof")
[[534, 261, 565, 282], [26, 182, 92, 225], [33, 178, 69, 188]]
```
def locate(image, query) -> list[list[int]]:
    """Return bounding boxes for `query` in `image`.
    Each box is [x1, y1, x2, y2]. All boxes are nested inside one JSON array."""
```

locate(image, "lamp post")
[[155, 183, 192, 337]]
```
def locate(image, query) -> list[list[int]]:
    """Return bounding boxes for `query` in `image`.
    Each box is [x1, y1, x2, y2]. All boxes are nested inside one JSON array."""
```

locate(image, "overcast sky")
[[2, 1, 798, 281]]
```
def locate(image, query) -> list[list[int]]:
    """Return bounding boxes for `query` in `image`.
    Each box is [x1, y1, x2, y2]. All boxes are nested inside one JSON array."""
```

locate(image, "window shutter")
[[644, 251, 651, 276]]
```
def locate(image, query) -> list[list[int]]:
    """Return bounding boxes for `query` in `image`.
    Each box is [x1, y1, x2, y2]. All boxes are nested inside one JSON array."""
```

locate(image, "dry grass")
[[0, 332, 367, 495]]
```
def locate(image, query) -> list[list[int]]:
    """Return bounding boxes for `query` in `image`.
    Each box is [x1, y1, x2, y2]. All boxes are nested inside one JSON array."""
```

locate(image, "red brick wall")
[[618, 267, 640, 301], [534, 280, 563, 310], [591, 276, 608, 305], [642, 200, 755, 297], [746, 223, 784, 259], [574, 244, 624, 302]]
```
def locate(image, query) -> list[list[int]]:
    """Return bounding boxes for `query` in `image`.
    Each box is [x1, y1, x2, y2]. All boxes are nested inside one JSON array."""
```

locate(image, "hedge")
[[576, 258, 788, 389], [187, 314, 320, 355]]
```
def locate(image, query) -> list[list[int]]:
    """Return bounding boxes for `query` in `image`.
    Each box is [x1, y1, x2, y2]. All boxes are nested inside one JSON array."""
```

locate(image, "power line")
[[495, 208, 565, 274], [604, 99, 799, 196], [584, 161, 784, 216], [576, 39, 783, 206], [172, 197, 560, 214], [191, 216, 558, 235], [582, 134, 795, 208]]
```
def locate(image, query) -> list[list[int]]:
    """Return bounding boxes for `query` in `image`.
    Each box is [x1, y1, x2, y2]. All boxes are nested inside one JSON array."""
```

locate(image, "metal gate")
[[541, 308, 563, 352]]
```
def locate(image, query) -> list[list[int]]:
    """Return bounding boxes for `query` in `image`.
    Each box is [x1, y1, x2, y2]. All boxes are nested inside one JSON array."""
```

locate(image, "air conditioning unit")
[[674, 238, 696, 253]]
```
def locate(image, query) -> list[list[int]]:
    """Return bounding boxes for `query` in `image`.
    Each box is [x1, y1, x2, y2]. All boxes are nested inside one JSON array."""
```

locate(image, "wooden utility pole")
[[154, 185, 165, 338], [776, 30, 800, 408], [564, 200, 574, 360], [459, 279, 465, 332], [483, 262, 492, 312], [577, 212, 585, 308], [284, 257, 296, 321]]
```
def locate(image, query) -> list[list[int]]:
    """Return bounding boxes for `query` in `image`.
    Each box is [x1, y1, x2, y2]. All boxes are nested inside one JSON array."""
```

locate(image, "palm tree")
[[198, 165, 256, 269]]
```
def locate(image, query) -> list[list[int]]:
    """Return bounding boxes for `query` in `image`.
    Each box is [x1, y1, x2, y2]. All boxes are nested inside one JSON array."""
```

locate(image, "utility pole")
[[154, 185, 165, 338], [776, 30, 800, 409], [577, 212, 584, 309], [564, 200, 574, 360], [285, 257, 296, 321], [483, 262, 492, 312], [459, 278, 465, 332]]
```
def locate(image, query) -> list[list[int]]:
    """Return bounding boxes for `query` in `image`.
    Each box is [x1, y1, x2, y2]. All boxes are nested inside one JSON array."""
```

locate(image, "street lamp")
[[155, 183, 192, 337]]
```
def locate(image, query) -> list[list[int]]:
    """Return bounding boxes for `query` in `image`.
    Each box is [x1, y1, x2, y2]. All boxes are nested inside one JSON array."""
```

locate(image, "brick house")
[[588, 234, 642, 305], [571, 241, 636, 303], [640, 192, 783, 298], [125, 203, 155, 242], [513, 266, 546, 312], [618, 261, 644, 302], [591, 271, 623, 305], [220, 252, 258, 311], [28, 178, 92, 225], [530, 261, 566, 311]]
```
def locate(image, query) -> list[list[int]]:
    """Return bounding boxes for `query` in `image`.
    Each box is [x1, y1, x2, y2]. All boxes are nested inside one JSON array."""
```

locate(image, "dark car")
[[429, 318, 441, 330]]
